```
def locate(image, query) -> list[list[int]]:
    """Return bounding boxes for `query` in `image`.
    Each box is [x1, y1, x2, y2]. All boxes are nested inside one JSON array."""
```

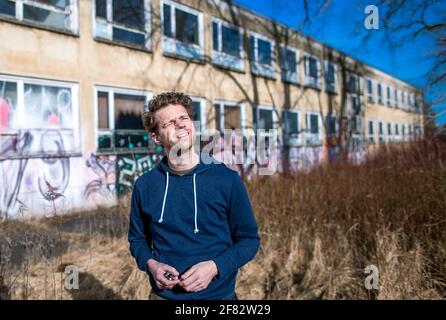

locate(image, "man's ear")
[[150, 132, 161, 145]]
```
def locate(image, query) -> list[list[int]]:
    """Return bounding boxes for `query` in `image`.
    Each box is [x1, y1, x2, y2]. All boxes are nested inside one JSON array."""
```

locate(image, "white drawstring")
[[158, 171, 199, 234], [193, 173, 199, 234], [158, 171, 169, 223]]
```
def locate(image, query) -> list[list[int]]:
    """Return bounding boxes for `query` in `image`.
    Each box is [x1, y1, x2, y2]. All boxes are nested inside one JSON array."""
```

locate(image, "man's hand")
[[178, 260, 218, 293], [147, 258, 180, 290]]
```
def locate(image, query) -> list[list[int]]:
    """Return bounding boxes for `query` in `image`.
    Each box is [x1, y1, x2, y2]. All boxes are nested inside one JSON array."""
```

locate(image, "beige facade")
[[0, 0, 424, 218]]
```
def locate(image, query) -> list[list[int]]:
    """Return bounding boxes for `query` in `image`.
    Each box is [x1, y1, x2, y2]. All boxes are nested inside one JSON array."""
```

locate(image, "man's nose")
[[175, 118, 187, 128]]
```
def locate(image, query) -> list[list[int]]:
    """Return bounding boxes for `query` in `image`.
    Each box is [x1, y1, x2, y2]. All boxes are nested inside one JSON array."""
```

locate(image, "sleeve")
[[128, 181, 155, 273], [212, 171, 260, 278]]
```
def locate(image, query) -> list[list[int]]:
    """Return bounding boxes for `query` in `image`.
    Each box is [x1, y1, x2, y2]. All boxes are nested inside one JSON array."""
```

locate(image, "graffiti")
[[0, 129, 71, 219], [84, 153, 116, 199], [36, 130, 71, 203], [0, 131, 33, 218], [117, 154, 158, 195]]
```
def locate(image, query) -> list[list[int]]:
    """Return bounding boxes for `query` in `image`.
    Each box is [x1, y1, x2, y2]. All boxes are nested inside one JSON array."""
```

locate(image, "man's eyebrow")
[[162, 113, 189, 125]]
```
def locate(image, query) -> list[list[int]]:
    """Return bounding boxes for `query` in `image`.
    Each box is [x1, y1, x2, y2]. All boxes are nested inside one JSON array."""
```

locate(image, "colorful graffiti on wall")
[[116, 151, 164, 195]]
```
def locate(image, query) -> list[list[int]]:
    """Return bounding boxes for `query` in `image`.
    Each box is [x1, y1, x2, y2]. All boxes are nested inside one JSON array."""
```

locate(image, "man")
[[128, 92, 260, 300]]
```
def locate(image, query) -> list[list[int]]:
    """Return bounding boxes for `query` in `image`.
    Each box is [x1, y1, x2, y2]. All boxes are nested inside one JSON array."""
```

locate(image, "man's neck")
[[166, 148, 199, 172]]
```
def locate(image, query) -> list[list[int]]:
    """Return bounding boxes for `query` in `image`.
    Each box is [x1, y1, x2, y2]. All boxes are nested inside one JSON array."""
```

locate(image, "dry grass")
[[1, 136, 446, 300]]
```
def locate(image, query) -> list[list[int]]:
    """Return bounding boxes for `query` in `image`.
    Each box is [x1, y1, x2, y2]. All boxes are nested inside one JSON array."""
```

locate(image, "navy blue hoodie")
[[128, 152, 260, 300]]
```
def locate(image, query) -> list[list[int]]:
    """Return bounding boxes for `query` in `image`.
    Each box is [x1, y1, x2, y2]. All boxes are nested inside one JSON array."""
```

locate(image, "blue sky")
[[233, 0, 446, 126]]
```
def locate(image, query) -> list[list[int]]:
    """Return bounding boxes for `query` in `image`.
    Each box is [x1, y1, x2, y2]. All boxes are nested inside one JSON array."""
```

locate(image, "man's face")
[[150, 103, 196, 152]]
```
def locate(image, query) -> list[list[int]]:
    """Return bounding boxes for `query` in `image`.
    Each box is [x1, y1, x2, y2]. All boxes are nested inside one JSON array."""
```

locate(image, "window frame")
[[0, 0, 79, 34], [93, 0, 151, 49], [0, 73, 80, 158], [190, 96, 206, 134], [94, 85, 152, 153], [303, 52, 321, 89], [279, 45, 299, 84], [161, 0, 204, 61], [282, 109, 301, 145], [366, 78, 374, 103], [377, 82, 383, 105], [214, 100, 246, 134], [304, 111, 322, 145], [211, 17, 244, 71], [367, 119, 376, 144], [324, 61, 337, 93], [386, 85, 393, 107], [248, 31, 276, 79]]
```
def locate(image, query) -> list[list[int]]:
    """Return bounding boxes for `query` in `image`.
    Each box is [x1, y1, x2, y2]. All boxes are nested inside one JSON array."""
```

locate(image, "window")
[[408, 93, 413, 111], [279, 46, 299, 84], [304, 54, 320, 88], [325, 62, 337, 93], [249, 32, 275, 78], [347, 72, 359, 93], [394, 88, 398, 107], [214, 102, 243, 132], [377, 83, 383, 105], [368, 120, 374, 135], [0, 74, 79, 157], [387, 85, 392, 106], [305, 112, 321, 145], [282, 110, 300, 145], [94, 0, 149, 48], [191, 98, 205, 132], [211, 19, 243, 71], [0, 0, 78, 33], [401, 91, 406, 109], [367, 78, 374, 103], [387, 122, 392, 135], [254, 106, 274, 130], [351, 95, 361, 113], [95, 86, 151, 152], [162, 0, 204, 60], [326, 113, 337, 137], [395, 123, 399, 136], [368, 120, 375, 143]]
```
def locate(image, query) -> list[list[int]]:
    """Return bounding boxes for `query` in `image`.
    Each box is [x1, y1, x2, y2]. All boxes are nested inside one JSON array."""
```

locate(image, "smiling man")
[[128, 92, 260, 300]]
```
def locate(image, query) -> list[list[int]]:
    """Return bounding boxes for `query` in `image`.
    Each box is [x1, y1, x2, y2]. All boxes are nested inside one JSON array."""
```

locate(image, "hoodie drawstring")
[[158, 171, 169, 223], [193, 173, 199, 234], [157, 171, 199, 234]]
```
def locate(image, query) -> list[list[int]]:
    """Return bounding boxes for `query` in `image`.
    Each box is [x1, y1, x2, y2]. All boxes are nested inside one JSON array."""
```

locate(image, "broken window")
[[325, 62, 336, 93], [253, 107, 274, 131], [249, 33, 275, 78], [24, 83, 73, 129], [95, 0, 148, 48], [1, 0, 77, 32], [215, 103, 242, 132], [282, 111, 299, 134], [211, 19, 243, 70], [279, 47, 299, 84], [0, 80, 18, 132], [96, 87, 151, 152], [304, 54, 320, 88], [162, 1, 203, 60], [1, 75, 79, 157]]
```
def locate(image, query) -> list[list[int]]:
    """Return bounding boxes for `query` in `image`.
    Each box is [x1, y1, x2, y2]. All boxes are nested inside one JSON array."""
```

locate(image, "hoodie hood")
[[156, 152, 221, 234]]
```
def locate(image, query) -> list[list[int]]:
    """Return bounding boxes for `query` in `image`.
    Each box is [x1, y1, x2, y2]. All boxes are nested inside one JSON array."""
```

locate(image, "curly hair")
[[142, 92, 193, 134]]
